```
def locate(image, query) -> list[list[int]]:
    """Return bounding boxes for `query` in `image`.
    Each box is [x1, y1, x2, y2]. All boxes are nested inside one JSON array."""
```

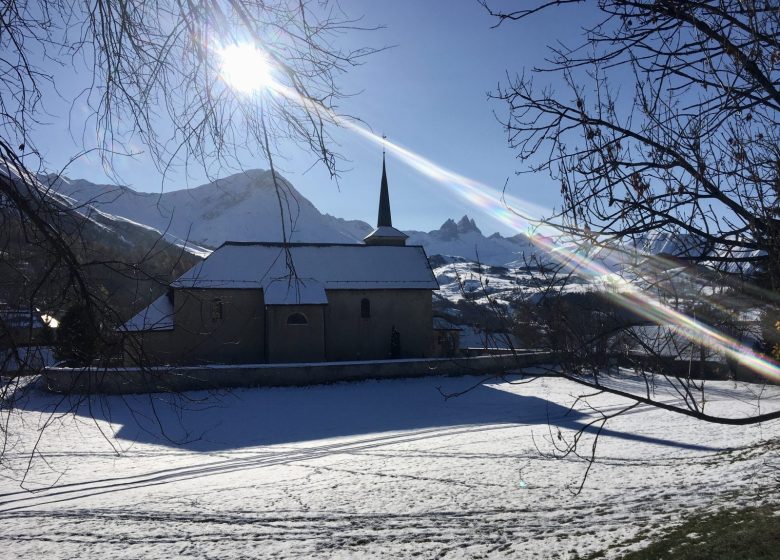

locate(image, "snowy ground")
[[1, 373, 779, 559]]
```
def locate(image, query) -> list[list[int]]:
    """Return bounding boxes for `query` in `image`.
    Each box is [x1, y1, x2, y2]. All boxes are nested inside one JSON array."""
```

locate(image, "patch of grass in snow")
[[593, 505, 780, 560]]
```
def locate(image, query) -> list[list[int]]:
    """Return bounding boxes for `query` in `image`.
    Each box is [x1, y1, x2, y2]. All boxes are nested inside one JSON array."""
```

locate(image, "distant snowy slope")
[[635, 231, 710, 258], [45, 170, 372, 247], [322, 214, 374, 242]]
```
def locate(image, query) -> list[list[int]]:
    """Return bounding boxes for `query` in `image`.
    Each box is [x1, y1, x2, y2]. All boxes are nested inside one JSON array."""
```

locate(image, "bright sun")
[[218, 43, 274, 94]]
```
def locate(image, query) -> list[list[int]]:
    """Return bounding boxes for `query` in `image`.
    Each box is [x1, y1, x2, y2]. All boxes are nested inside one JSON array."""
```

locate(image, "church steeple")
[[377, 154, 392, 227], [363, 150, 408, 247]]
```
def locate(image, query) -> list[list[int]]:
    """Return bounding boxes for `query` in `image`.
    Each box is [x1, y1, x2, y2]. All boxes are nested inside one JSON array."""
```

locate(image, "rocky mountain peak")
[[456, 215, 481, 235], [438, 218, 459, 237], [435, 215, 482, 240]]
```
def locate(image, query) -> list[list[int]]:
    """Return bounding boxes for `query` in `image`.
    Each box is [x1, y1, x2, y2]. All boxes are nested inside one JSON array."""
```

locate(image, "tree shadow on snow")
[[17, 376, 717, 453]]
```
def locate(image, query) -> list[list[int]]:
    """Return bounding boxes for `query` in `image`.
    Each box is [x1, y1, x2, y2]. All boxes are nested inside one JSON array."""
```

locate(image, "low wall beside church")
[[44, 352, 556, 394]]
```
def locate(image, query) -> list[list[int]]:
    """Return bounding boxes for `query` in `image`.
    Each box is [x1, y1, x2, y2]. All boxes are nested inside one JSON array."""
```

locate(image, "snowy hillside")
[[641, 231, 765, 276], [3, 168, 206, 258], [45, 170, 372, 248], [0, 168, 205, 322]]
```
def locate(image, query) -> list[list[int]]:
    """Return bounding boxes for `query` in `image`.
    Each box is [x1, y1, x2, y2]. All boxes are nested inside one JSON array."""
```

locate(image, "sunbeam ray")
[[258, 76, 780, 383]]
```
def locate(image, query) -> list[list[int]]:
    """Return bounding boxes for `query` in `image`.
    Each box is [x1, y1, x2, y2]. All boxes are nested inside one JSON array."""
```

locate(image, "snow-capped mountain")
[[46, 169, 760, 276], [4, 168, 202, 258], [635, 231, 712, 259], [46, 171, 541, 265], [406, 215, 539, 267], [44, 170, 372, 248]]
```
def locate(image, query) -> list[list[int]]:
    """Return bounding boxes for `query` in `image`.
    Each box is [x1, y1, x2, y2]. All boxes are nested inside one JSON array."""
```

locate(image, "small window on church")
[[211, 299, 223, 321], [287, 312, 308, 325], [361, 298, 371, 319]]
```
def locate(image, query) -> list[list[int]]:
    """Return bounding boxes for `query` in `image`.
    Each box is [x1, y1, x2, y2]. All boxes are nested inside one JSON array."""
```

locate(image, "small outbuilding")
[[0, 306, 50, 348], [432, 316, 463, 358]]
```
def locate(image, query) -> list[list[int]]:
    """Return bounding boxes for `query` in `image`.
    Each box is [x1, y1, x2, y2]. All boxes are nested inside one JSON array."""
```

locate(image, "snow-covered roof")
[[363, 226, 409, 242], [122, 293, 174, 332], [172, 242, 439, 291]]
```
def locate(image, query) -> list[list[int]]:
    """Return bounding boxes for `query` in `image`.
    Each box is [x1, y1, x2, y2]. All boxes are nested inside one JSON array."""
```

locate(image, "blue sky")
[[33, 1, 600, 236]]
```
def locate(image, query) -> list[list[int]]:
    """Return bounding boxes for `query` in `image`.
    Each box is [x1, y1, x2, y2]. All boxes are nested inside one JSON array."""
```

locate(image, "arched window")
[[361, 298, 371, 319], [287, 312, 308, 325]]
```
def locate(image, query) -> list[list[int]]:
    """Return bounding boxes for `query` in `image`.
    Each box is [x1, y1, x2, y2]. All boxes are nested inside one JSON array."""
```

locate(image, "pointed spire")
[[377, 153, 392, 227], [364, 142, 407, 246]]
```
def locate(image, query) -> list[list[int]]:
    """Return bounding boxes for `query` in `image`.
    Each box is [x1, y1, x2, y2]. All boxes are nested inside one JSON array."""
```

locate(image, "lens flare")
[[264, 81, 780, 383], [218, 43, 274, 94]]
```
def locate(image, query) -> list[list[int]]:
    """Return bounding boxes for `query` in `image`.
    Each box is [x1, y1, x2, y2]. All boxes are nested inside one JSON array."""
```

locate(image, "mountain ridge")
[[47, 170, 536, 265], [46, 169, 744, 271], [45, 170, 361, 247]]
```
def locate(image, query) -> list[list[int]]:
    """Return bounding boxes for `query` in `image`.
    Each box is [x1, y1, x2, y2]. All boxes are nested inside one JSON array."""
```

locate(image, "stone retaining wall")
[[44, 352, 556, 394]]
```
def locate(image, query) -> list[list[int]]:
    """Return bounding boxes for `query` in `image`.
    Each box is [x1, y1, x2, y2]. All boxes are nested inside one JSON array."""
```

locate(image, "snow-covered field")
[[1, 373, 778, 559]]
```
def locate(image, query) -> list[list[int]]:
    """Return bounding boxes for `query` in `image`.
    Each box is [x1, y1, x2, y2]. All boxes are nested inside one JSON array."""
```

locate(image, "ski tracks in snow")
[[1, 377, 779, 558]]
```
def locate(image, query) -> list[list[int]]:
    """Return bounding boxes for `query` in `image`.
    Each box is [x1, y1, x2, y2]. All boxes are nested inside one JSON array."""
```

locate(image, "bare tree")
[[483, 1, 779, 277], [475, 0, 780, 433], [0, 1, 378, 466]]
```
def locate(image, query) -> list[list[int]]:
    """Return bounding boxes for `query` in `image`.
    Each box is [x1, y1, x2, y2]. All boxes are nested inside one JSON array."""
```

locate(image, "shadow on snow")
[[17, 375, 718, 453]]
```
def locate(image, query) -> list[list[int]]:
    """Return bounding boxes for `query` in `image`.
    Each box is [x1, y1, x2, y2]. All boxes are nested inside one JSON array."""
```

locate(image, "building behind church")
[[122, 158, 440, 365]]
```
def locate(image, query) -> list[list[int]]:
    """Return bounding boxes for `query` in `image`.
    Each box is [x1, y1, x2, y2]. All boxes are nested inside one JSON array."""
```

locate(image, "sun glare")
[[218, 43, 274, 94]]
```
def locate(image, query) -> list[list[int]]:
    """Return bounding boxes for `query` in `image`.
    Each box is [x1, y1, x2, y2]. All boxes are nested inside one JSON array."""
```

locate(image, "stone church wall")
[[125, 288, 265, 365], [266, 305, 326, 363], [324, 289, 433, 361], [126, 287, 434, 366]]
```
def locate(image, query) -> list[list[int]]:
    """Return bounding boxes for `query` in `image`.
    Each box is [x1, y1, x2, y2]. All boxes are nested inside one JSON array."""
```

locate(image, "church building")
[[122, 158, 439, 365]]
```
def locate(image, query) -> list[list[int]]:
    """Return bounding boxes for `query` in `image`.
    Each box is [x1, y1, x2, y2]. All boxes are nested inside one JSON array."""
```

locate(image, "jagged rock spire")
[[377, 154, 392, 227]]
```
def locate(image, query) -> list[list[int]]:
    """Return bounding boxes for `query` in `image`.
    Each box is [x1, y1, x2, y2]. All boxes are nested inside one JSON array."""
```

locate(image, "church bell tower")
[[363, 153, 408, 246]]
